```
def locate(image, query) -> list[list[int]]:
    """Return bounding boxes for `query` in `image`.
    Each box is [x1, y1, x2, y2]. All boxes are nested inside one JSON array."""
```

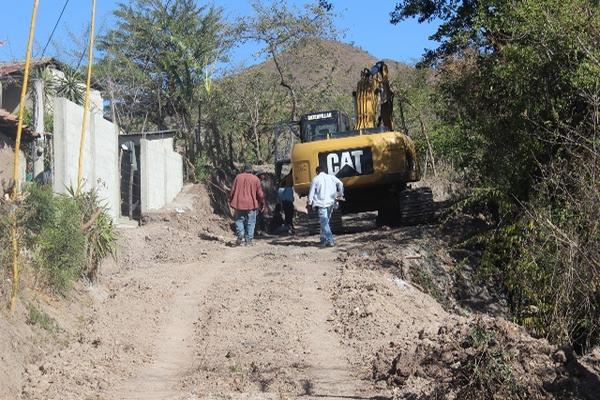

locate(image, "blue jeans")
[[317, 206, 334, 245], [234, 209, 257, 242]]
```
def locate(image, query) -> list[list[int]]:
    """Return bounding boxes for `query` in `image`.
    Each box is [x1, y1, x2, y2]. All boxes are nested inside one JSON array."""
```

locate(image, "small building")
[[0, 57, 101, 185], [1, 58, 184, 222], [0, 108, 40, 191], [0, 57, 104, 115], [118, 131, 183, 219]]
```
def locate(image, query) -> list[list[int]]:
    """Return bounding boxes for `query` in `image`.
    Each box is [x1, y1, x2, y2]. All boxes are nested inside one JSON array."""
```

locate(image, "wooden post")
[[128, 151, 134, 220], [32, 78, 45, 180]]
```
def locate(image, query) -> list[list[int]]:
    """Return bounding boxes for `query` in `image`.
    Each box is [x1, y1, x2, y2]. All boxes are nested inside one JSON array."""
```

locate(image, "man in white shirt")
[[307, 166, 344, 246]]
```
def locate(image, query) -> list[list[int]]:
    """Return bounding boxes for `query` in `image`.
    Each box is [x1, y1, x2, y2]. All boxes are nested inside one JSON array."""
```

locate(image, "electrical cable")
[[40, 0, 71, 58]]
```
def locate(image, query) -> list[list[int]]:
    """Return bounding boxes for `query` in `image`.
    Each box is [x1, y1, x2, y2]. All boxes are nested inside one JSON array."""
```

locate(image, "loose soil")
[[1, 184, 598, 399]]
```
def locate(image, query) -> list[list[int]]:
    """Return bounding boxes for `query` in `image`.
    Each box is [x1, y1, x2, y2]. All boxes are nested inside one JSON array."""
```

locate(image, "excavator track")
[[377, 187, 435, 227], [397, 187, 435, 225], [304, 207, 343, 235]]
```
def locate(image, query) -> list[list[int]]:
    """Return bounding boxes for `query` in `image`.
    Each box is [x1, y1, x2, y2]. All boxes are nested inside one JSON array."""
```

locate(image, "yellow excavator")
[[274, 61, 434, 230]]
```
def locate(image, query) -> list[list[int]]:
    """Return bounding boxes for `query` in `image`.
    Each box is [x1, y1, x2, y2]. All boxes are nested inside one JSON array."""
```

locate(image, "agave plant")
[[56, 66, 84, 105], [66, 185, 117, 282]]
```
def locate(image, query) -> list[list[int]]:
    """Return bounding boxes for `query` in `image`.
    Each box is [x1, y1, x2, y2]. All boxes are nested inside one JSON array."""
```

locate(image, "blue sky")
[[0, 1, 439, 66]]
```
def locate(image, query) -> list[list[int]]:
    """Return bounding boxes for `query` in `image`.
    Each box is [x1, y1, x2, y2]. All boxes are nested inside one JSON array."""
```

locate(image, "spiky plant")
[[56, 66, 84, 105]]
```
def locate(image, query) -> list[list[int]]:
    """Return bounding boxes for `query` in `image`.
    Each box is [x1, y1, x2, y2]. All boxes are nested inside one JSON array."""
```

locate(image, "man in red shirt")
[[229, 164, 265, 246]]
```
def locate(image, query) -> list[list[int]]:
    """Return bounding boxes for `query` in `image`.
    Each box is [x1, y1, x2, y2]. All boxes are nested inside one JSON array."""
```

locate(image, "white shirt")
[[308, 172, 344, 208]]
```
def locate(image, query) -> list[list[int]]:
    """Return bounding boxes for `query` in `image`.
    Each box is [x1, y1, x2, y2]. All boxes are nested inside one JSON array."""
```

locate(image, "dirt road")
[[7, 185, 600, 400], [14, 185, 457, 400], [110, 242, 381, 400]]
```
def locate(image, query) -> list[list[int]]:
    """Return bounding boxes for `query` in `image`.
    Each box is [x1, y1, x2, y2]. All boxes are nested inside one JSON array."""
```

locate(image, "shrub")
[[0, 201, 14, 297], [473, 151, 600, 352], [70, 187, 117, 281], [460, 324, 521, 399], [15, 184, 116, 296], [20, 183, 57, 244], [32, 194, 86, 295], [195, 154, 211, 183]]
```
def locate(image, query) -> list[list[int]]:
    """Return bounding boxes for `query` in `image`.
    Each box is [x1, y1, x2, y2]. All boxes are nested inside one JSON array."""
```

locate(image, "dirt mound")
[[3, 189, 598, 399], [328, 222, 599, 400], [338, 225, 461, 312], [117, 184, 232, 269], [371, 316, 597, 400]]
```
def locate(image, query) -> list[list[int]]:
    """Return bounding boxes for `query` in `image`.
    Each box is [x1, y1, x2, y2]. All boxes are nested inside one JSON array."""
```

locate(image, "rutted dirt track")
[[109, 242, 383, 400], [10, 185, 446, 399], [9, 185, 600, 400]]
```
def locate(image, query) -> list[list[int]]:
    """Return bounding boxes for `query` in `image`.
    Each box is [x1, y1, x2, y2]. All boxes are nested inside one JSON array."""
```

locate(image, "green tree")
[[392, 0, 600, 348], [221, 69, 288, 163], [236, 0, 336, 121], [392, 0, 599, 196], [97, 0, 226, 160]]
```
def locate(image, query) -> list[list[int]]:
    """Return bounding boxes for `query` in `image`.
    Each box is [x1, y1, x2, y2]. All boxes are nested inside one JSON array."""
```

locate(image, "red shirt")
[[229, 172, 264, 211]]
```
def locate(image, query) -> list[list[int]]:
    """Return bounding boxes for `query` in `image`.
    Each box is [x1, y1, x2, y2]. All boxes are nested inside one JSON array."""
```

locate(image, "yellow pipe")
[[10, 0, 39, 312], [11, 0, 39, 197], [76, 0, 97, 196]]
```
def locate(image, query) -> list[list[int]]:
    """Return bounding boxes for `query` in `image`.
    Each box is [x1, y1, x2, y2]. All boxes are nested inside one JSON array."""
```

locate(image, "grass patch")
[[26, 302, 59, 333], [409, 264, 447, 306]]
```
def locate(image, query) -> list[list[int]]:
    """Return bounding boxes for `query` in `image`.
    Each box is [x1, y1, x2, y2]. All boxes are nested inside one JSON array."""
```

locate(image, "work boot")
[[245, 239, 254, 246], [235, 236, 244, 246]]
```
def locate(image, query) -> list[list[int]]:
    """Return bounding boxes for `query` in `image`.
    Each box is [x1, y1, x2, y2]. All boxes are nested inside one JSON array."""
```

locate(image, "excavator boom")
[[354, 61, 394, 131]]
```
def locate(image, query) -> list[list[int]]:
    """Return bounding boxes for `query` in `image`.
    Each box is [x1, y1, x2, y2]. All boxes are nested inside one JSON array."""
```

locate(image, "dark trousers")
[[282, 201, 294, 228]]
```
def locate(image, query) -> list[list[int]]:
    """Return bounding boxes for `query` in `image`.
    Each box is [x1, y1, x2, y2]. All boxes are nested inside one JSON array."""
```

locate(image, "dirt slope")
[[2, 184, 598, 399]]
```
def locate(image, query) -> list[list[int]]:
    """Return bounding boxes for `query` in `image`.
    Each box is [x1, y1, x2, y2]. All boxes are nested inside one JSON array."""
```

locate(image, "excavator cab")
[[274, 110, 352, 183], [300, 110, 352, 142]]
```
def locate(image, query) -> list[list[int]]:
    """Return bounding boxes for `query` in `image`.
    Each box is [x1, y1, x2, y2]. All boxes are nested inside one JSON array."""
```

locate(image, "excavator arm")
[[353, 61, 394, 131]]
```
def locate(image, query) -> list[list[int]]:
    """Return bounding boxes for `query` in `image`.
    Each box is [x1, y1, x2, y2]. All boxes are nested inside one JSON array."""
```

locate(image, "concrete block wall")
[[140, 136, 183, 212], [53, 97, 119, 220]]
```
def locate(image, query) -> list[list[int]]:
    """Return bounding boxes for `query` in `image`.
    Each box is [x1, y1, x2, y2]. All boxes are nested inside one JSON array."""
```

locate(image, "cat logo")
[[318, 147, 373, 178]]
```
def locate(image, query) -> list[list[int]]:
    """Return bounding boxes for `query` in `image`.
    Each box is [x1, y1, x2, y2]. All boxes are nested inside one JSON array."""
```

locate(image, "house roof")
[[0, 57, 61, 76], [0, 57, 104, 90], [0, 108, 40, 141]]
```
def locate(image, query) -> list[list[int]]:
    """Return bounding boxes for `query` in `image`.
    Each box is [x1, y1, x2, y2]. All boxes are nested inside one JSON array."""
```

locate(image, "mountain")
[[229, 39, 413, 115]]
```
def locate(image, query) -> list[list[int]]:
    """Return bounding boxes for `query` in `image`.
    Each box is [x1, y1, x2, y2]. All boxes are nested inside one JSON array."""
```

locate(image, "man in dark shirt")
[[229, 164, 265, 246]]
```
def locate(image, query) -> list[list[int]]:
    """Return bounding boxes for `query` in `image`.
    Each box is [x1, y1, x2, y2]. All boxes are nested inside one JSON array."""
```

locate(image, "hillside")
[[234, 39, 413, 112]]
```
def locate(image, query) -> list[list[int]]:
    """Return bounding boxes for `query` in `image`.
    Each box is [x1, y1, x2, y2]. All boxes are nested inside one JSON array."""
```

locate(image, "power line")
[[40, 0, 71, 58]]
